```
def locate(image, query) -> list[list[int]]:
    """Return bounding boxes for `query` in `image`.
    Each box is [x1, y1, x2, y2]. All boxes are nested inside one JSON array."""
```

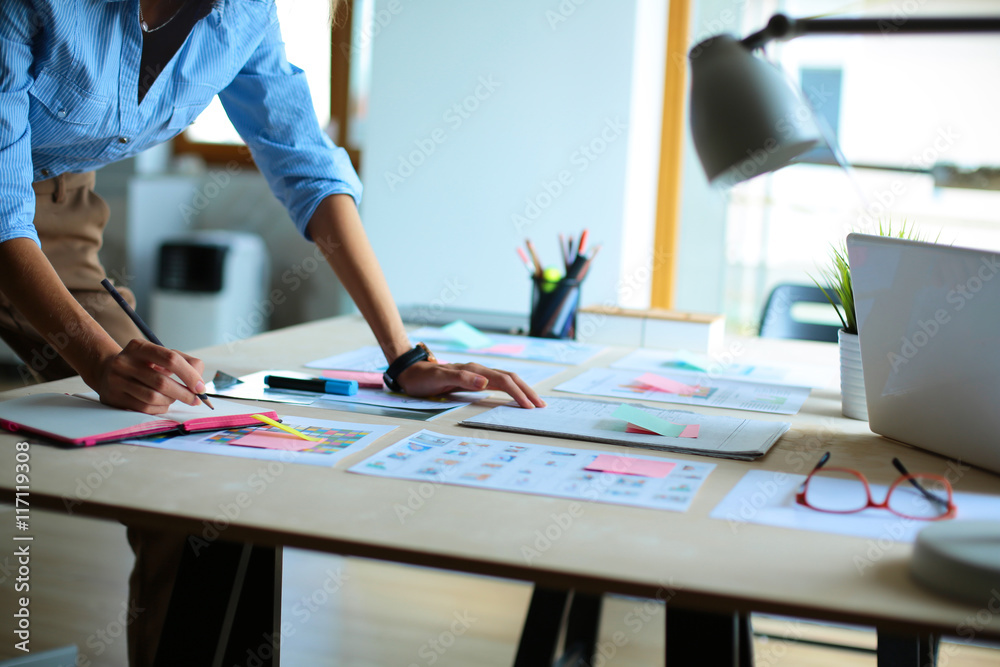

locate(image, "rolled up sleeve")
[[219, 5, 362, 240], [0, 2, 40, 246]]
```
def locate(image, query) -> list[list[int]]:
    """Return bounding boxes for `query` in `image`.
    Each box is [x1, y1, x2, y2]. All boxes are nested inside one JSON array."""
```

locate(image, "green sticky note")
[[440, 320, 493, 349], [612, 404, 685, 437]]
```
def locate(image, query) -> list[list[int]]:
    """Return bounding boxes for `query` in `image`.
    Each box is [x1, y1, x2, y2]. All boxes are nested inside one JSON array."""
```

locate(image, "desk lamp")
[[689, 14, 1000, 186], [687, 12, 1000, 606]]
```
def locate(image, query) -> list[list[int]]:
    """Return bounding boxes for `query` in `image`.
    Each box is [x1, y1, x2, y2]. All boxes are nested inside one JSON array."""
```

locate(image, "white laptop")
[[847, 233, 1000, 474]]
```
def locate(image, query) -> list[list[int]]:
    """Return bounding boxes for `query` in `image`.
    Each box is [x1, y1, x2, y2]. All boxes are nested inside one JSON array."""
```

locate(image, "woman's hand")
[[397, 361, 546, 409], [92, 339, 207, 414]]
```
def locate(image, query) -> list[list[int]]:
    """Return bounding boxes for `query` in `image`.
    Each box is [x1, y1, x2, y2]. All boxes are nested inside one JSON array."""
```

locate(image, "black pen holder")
[[529, 276, 581, 339]]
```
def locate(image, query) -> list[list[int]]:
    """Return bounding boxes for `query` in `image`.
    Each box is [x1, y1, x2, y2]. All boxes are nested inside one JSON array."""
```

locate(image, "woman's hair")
[[329, 0, 346, 25]]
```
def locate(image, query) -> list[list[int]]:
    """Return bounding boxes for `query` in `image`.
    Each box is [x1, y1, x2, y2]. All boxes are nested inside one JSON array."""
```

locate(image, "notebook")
[[847, 233, 1000, 474], [0, 392, 278, 446]]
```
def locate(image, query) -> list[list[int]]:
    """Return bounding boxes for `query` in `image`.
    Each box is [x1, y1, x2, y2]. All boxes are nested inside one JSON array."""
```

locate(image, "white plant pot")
[[839, 329, 868, 421]]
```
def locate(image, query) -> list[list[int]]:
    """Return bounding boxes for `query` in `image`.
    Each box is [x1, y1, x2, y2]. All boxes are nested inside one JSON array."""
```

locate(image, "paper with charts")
[[305, 346, 566, 387], [460, 397, 789, 460], [350, 429, 715, 512], [555, 368, 810, 415], [124, 415, 396, 467], [713, 470, 1000, 542], [407, 325, 605, 365], [611, 348, 836, 389]]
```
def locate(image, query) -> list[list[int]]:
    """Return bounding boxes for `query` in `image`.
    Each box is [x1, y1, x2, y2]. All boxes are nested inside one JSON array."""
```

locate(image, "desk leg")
[[154, 539, 281, 667], [877, 630, 939, 667], [665, 609, 752, 666], [563, 592, 603, 664], [513, 587, 570, 667]]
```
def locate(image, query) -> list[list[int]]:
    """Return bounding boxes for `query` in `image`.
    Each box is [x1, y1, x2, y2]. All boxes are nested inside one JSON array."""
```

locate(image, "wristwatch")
[[383, 343, 436, 393]]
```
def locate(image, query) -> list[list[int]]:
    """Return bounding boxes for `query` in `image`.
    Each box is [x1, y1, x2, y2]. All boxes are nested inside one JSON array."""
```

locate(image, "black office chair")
[[759, 283, 842, 343]]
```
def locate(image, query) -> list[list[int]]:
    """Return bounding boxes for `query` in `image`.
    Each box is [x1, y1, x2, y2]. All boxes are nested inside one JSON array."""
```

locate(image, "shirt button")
[[57, 109, 67, 118], [119, 137, 129, 144], [40, 169, 50, 177]]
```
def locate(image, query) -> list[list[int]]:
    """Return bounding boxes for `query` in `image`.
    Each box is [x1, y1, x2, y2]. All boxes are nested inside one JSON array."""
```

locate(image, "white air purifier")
[[150, 231, 269, 352]]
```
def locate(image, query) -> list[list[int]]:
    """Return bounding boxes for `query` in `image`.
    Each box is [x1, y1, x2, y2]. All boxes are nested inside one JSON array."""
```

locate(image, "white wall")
[[671, 0, 744, 315], [360, 0, 665, 315]]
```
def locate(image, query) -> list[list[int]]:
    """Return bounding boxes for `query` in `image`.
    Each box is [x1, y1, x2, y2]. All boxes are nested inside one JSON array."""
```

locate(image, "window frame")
[[172, 3, 360, 173]]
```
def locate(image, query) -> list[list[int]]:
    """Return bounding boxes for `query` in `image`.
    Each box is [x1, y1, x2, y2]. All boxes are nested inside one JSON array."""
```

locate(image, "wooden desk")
[[2, 315, 999, 665]]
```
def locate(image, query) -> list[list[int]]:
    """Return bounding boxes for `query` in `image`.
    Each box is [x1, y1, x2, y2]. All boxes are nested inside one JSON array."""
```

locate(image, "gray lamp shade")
[[689, 35, 822, 186]]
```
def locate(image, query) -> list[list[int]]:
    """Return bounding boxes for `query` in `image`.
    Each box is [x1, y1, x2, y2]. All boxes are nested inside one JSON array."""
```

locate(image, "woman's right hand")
[[92, 339, 207, 414]]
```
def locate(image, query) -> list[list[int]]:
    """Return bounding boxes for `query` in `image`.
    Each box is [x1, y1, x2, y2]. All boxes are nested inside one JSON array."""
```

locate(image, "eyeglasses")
[[795, 452, 957, 521]]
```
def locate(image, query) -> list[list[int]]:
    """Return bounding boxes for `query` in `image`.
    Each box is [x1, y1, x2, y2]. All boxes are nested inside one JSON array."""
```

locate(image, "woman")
[[0, 1, 543, 663]]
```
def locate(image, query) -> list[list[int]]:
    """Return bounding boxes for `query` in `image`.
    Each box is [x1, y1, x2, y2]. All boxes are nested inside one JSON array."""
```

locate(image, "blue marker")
[[264, 375, 359, 396]]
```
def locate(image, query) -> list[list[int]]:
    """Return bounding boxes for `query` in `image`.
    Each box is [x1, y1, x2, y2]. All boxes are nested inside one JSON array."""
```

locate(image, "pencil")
[[524, 239, 543, 278], [516, 247, 534, 275], [100, 279, 214, 410]]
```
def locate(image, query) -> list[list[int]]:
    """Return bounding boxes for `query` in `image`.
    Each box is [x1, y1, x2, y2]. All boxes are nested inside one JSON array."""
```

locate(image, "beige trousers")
[[0, 172, 185, 667]]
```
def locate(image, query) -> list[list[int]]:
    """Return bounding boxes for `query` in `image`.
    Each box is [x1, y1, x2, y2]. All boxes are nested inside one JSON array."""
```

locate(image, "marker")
[[101, 278, 214, 409], [577, 228, 590, 256], [264, 375, 359, 396]]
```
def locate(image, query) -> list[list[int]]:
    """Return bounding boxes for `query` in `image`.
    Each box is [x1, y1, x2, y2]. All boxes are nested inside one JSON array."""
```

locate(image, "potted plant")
[[814, 221, 930, 420]]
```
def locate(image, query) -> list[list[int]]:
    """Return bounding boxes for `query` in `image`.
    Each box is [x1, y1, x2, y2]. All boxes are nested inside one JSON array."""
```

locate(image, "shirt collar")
[[104, 0, 225, 23]]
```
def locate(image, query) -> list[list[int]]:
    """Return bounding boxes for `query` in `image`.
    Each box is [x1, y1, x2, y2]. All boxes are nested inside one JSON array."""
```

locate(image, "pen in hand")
[[100, 279, 214, 410]]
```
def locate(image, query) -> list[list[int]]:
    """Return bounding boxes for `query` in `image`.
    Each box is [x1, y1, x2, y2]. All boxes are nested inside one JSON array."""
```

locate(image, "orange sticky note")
[[230, 432, 316, 452], [585, 454, 676, 478], [635, 372, 700, 394], [321, 370, 383, 388]]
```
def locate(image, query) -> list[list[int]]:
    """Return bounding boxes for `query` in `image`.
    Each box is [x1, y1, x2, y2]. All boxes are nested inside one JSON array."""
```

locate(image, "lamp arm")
[[742, 13, 1000, 50]]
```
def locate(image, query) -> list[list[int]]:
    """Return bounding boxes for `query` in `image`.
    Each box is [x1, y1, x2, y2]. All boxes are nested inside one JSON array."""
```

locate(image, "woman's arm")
[[0, 238, 207, 413], [306, 195, 545, 409]]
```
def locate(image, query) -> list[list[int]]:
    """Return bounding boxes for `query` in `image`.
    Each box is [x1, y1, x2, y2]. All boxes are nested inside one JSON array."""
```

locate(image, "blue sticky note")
[[440, 320, 493, 349]]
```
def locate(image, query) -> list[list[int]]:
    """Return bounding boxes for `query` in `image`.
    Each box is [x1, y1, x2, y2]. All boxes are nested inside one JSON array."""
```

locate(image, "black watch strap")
[[383, 343, 433, 392]]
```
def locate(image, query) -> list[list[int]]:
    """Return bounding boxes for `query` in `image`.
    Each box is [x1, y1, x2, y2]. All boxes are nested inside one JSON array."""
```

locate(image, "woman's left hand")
[[396, 361, 546, 409]]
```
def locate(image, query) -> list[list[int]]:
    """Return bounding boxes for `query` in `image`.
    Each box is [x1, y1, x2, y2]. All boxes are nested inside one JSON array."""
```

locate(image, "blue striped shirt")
[[0, 0, 362, 245]]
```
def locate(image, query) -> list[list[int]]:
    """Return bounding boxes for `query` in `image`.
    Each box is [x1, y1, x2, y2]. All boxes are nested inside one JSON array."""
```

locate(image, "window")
[[722, 0, 1000, 333], [174, 0, 369, 167]]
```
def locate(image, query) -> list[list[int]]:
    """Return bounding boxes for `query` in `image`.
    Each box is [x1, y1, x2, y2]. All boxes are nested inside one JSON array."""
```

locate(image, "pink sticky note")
[[321, 370, 384, 388], [230, 432, 316, 452], [484, 343, 527, 355], [635, 372, 700, 394], [625, 423, 700, 438], [585, 454, 676, 478]]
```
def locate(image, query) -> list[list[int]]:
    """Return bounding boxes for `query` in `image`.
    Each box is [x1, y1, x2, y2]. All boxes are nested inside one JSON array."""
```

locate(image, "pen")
[[100, 279, 214, 409], [577, 228, 589, 257], [264, 375, 359, 396]]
